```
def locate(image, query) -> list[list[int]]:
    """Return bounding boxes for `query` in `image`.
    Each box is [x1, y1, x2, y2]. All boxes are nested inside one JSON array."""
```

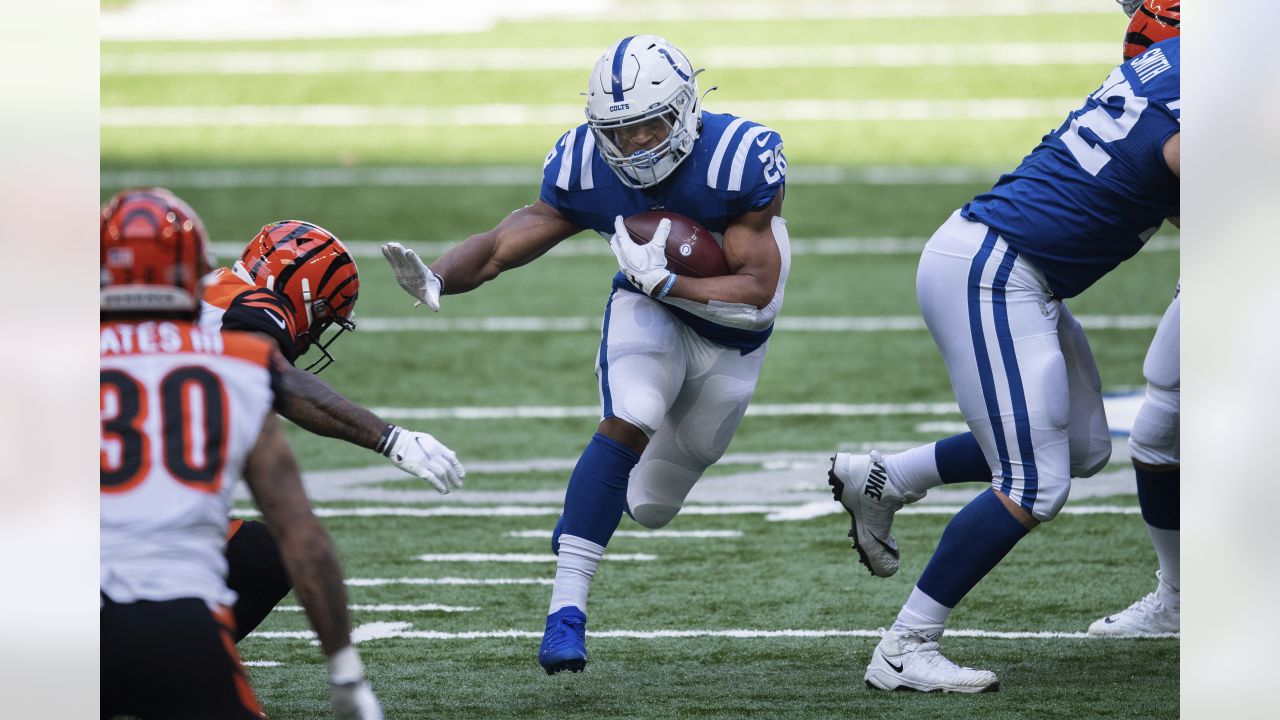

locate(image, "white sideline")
[[201, 236, 1178, 258], [415, 553, 655, 563], [351, 314, 1163, 333], [274, 603, 479, 613], [508, 529, 742, 539], [247, 627, 1176, 642], [102, 43, 1117, 75], [345, 577, 553, 586], [239, 504, 1141, 520], [101, 99, 1080, 127]]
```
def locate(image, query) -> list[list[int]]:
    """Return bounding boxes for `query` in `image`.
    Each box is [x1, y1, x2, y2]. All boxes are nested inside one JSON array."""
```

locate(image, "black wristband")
[[375, 424, 400, 455]]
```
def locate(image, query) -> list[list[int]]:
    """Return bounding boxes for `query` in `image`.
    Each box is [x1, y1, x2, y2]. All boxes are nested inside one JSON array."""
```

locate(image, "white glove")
[[329, 647, 383, 720], [381, 242, 442, 311], [1116, 0, 1143, 17], [332, 679, 382, 720], [381, 425, 465, 494], [608, 215, 672, 296]]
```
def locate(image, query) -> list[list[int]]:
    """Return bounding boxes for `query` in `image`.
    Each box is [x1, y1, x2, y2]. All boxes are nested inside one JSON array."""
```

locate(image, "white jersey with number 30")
[[100, 320, 279, 608]]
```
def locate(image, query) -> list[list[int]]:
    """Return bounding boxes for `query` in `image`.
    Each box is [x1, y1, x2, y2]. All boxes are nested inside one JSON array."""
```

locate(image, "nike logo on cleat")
[[882, 653, 904, 673], [1104, 617, 1117, 624], [864, 464, 888, 500]]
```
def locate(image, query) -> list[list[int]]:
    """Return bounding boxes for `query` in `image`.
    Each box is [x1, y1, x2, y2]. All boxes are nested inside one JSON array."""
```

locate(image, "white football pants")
[[1128, 286, 1180, 466], [595, 289, 768, 529], [917, 211, 1112, 521]]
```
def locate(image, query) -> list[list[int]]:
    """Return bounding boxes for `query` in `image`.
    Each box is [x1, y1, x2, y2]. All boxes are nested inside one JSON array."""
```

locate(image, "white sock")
[[890, 586, 953, 639], [884, 443, 940, 502], [548, 534, 605, 614], [1147, 526, 1180, 608]]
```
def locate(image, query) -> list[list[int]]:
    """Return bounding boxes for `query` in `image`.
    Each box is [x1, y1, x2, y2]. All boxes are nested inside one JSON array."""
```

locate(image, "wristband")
[[375, 424, 400, 455], [433, 270, 445, 294], [328, 645, 365, 684], [655, 273, 677, 300]]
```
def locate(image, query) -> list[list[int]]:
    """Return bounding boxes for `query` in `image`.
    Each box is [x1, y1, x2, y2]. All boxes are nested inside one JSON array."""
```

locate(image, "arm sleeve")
[[220, 289, 300, 364]]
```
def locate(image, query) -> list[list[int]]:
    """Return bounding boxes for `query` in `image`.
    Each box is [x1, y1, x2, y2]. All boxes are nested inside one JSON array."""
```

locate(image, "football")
[[624, 211, 729, 278]]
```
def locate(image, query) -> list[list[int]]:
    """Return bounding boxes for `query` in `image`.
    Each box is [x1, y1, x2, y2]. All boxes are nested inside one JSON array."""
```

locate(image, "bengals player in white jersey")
[[100, 188, 382, 719], [195, 218, 465, 641]]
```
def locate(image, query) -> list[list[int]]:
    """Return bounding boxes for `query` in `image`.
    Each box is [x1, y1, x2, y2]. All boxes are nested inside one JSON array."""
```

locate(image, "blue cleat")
[[538, 606, 587, 674]]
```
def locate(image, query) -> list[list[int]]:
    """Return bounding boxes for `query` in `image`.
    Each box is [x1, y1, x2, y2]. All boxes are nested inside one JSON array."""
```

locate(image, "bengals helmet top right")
[[233, 220, 359, 372], [101, 187, 212, 316], [1124, 1, 1180, 60]]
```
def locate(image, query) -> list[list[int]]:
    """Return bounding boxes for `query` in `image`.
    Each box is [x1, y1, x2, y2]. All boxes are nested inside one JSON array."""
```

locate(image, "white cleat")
[[864, 629, 1000, 694], [828, 451, 903, 577], [1088, 591, 1180, 637]]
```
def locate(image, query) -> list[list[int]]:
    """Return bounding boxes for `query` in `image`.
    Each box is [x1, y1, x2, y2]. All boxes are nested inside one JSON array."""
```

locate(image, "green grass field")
[[102, 3, 1178, 718]]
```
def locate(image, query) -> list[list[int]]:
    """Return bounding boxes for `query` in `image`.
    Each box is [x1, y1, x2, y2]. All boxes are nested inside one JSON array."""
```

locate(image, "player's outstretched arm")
[[277, 366, 464, 493], [384, 200, 580, 304], [662, 191, 785, 310], [243, 411, 383, 719]]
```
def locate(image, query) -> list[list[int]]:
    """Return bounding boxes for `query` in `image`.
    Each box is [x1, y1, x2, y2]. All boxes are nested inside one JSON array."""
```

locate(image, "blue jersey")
[[962, 37, 1180, 298], [540, 111, 786, 351]]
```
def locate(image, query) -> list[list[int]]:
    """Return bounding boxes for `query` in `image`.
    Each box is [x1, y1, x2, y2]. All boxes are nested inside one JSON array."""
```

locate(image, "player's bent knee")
[[612, 389, 668, 438], [630, 502, 680, 529], [1128, 385, 1180, 466], [1072, 444, 1111, 478], [1032, 481, 1073, 522]]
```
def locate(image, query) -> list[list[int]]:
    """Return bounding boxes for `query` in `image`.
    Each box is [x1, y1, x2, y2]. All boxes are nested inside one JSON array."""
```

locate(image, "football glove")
[[608, 215, 672, 296], [329, 647, 383, 720], [1116, 0, 1143, 17], [380, 425, 465, 494], [381, 242, 442, 311]]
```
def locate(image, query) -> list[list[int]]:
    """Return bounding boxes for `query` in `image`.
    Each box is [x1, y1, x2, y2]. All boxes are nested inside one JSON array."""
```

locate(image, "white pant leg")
[[1058, 303, 1112, 477], [1129, 287, 1180, 465], [627, 332, 768, 528], [916, 211, 1076, 521], [597, 289, 686, 435]]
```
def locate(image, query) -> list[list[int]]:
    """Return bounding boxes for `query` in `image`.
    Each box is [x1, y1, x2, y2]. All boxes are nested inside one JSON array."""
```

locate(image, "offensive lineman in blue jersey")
[[825, 37, 1181, 692], [381, 35, 790, 674]]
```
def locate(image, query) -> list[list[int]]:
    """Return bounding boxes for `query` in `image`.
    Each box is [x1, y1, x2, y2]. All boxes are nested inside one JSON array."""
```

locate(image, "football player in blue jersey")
[[382, 35, 790, 674], [826, 34, 1180, 691]]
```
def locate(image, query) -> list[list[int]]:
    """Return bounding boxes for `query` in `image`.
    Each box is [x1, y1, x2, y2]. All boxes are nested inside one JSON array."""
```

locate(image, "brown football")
[[624, 211, 729, 278]]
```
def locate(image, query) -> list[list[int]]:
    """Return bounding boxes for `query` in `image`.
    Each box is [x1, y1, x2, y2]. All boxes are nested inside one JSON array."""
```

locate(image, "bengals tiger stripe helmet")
[[1123, 1, 1180, 60], [233, 220, 359, 372], [101, 188, 212, 316]]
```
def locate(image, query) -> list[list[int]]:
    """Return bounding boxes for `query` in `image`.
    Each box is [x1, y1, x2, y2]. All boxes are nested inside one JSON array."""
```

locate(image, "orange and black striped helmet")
[[235, 220, 359, 371], [101, 188, 212, 316], [1124, 1, 1180, 60]]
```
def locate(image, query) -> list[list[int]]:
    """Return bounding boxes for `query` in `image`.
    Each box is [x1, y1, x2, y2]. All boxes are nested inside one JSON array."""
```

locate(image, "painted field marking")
[[243, 661, 282, 667], [345, 577, 553, 587], [241, 504, 1140, 522], [369, 402, 962, 421], [102, 43, 1117, 75], [198, 235, 1176, 258], [101, 99, 1079, 128], [351, 314, 1162, 334], [508, 529, 742, 539], [247, 626, 1176, 643], [415, 553, 655, 563], [274, 603, 479, 613]]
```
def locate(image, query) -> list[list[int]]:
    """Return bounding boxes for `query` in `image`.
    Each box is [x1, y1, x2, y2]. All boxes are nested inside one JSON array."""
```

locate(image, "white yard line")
[[508, 529, 743, 539], [102, 165, 1011, 188], [241, 504, 1140, 521], [345, 577, 553, 586], [243, 661, 282, 667], [102, 43, 1116, 75], [368, 403, 961, 421], [101, 99, 1079, 127], [274, 603, 479, 613], [247, 626, 1175, 642], [351, 314, 1163, 333], [415, 553, 655, 563]]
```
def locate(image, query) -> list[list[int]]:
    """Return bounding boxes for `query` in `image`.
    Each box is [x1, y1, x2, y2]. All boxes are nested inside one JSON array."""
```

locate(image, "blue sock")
[[935, 432, 990, 485], [916, 488, 1029, 608], [1135, 464, 1179, 530], [551, 433, 641, 553]]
